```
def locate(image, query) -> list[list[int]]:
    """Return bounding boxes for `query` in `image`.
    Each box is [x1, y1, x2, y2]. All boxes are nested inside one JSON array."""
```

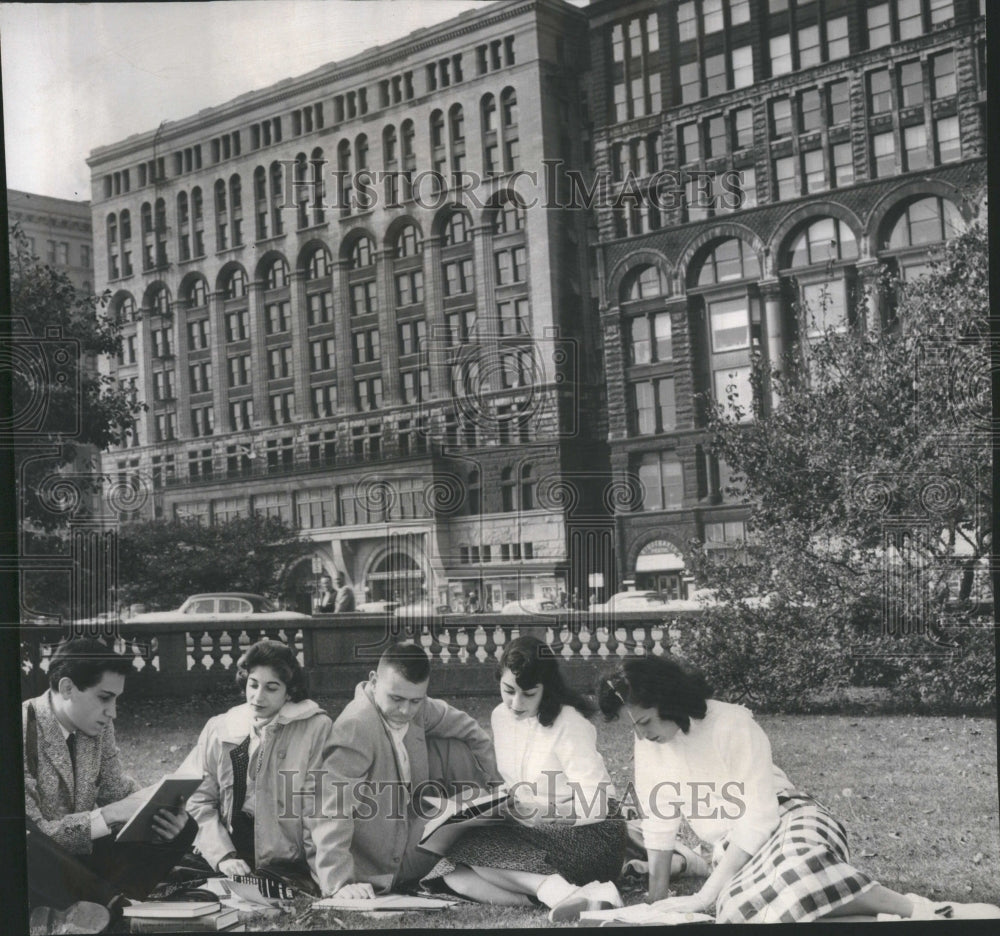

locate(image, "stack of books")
[[123, 900, 245, 933]]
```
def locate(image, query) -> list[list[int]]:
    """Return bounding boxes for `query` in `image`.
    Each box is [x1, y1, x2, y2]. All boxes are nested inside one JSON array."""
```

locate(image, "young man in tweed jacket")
[[23, 638, 195, 913]]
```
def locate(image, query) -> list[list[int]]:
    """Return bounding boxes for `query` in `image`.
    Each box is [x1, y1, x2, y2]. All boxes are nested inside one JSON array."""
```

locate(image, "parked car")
[[499, 599, 558, 615], [127, 592, 312, 622]]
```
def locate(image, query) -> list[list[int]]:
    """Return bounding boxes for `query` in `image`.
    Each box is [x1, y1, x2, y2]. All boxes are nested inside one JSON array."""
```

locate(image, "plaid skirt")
[[715, 792, 876, 924], [434, 812, 628, 886]]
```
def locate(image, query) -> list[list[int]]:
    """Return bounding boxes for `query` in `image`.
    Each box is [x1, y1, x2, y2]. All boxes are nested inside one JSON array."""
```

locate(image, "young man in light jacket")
[[324, 642, 499, 898]]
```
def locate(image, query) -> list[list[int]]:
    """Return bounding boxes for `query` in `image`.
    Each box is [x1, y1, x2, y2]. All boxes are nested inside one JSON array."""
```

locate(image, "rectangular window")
[[265, 301, 290, 335], [676, 1, 696, 42], [705, 53, 726, 96], [680, 62, 701, 103], [826, 16, 849, 59], [637, 453, 684, 511], [709, 297, 750, 352], [310, 337, 336, 371], [900, 61, 924, 107], [267, 346, 292, 379], [269, 391, 294, 425], [798, 25, 821, 69], [770, 34, 792, 76], [867, 3, 891, 48], [898, 0, 923, 39], [702, 0, 723, 33], [932, 52, 956, 98], [774, 155, 797, 200], [311, 384, 337, 418], [930, 0, 954, 25], [308, 291, 333, 325], [802, 279, 848, 335], [828, 79, 850, 125], [770, 97, 792, 137], [935, 115, 961, 163], [802, 149, 826, 192], [869, 69, 892, 113], [707, 115, 727, 157], [831, 142, 855, 187], [872, 131, 896, 177], [799, 89, 822, 132], [732, 45, 753, 89], [733, 107, 754, 149], [903, 124, 928, 170], [679, 122, 700, 163], [713, 366, 754, 422]]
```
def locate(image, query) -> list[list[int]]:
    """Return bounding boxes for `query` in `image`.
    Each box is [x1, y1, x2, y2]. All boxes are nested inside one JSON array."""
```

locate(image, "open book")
[[115, 772, 204, 843], [417, 787, 510, 855], [578, 904, 713, 926]]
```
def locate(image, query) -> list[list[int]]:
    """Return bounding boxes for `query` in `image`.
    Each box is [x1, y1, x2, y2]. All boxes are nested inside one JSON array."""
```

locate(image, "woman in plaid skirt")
[[599, 656, 1000, 923], [436, 637, 633, 921]]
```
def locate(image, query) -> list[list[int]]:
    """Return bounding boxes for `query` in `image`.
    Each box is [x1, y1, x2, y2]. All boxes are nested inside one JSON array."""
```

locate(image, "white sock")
[[536, 874, 577, 907]]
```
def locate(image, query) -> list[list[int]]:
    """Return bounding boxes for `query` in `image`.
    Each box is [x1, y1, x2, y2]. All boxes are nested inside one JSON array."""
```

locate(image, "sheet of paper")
[[312, 894, 456, 911]]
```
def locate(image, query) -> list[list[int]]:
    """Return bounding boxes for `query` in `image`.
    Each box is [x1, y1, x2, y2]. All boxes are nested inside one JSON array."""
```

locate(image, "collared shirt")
[[382, 718, 411, 786], [242, 717, 276, 818], [54, 717, 111, 840]]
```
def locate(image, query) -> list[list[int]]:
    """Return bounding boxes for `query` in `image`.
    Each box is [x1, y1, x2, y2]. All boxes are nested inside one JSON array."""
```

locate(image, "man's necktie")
[[66, 732, 77, 772]]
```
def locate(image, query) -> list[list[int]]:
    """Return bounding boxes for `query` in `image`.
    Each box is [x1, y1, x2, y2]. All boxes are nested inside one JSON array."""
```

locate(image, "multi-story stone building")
[[87, 0, 610, 612], [87, 0, 987, 611], [585, 0, 987, 595], [7, 189, 94, 293]]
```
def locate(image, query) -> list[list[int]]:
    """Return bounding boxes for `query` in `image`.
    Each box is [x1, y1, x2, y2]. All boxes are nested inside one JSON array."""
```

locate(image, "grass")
[[113, 690, 999, 929]]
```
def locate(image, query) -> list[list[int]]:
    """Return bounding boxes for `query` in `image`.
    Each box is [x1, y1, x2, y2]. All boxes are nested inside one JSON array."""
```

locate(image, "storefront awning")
[[635, 553, 686, 572]]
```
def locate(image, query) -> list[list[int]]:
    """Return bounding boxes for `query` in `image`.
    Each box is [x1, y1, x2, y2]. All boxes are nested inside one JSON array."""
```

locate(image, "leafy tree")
[[677, 222, 994, 710], [116, 515, 313, 612], [9, 224, 145, 620]]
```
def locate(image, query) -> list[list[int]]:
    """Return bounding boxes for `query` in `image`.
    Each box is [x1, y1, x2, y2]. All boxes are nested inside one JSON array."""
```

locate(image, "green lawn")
[[113, 690, 999, 929]]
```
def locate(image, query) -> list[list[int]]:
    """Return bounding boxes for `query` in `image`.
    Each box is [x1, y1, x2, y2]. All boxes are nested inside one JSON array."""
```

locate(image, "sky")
[[0, 0, 559, 202]]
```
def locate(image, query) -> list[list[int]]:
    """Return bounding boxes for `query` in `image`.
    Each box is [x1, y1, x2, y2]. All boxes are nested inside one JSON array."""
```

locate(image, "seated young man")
[[23, 637, 196, 917], [324, 642, 499, 898]]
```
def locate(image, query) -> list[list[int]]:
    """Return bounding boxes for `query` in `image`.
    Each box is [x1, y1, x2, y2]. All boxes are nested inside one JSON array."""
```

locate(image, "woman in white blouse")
[[599, 656, 1000, 923], [436, 636, 627, 921]]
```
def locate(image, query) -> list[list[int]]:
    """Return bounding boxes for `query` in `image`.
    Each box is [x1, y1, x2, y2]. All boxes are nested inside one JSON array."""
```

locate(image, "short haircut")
[[48, 637, 133, 692], [379, 641, 430, 684], [235, 639, 309, 702], [498, 636, 595, 727], [598, 656, 711, 733]]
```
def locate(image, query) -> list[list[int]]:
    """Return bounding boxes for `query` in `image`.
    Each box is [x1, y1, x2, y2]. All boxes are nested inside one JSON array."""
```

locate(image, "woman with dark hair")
[[433, 637, 630, 921], [182, 639, 339, 896], [599, 655, 1000, 923]]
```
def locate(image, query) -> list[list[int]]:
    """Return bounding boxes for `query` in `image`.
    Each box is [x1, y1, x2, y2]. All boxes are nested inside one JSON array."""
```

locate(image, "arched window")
[[310, 147, 325, 225], [118, 295, 135, 323], [229, 174, 243, 246], [265, 257, 290, 290], [449, 103, 466, 177], [294, 153, 309, 229], [150, 285, 170, 317], [141, 202, 152, 235], [444, 211, 471, 246], [215, 179, 229, 250], [520, 464, 535, 510], [154, 199, 168, 267], [481, 93, 498, 174], [500, 88, 519, 171], [253, 167, 268, 239], [494, 198, 524, 235], [269, 162, 285, 236], [394, 224, 420, 258], [696, 239, 760, 286], [107, 215, 119, 278], [400, 119, 416, 200], [338, 139, 352, 217], [501, 467, 516, 512], [190, 190, 203, 257], [176, 192, 190, 260], [349, 235, 374, 269], [467, 470, 481, 515], [786, 218, 858, 268], [882, 196, 963, 250], [224, 268, 247, 300], [120, 209, 131, 241], [185, 277, 208, 309], [623, 265, 665, 302], [355, 134, 369, 171], [305, 246, 331, 280]]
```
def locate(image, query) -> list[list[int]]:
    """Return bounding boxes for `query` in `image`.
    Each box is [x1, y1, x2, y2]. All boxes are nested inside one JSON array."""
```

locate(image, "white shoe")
[[547, 881, 623, 923], [906, 893, 1000, 920]]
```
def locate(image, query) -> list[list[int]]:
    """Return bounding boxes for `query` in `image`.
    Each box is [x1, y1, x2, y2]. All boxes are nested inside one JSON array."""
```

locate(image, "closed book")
[[123, 901, 220, 919], [128, 908, 241, 932]]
